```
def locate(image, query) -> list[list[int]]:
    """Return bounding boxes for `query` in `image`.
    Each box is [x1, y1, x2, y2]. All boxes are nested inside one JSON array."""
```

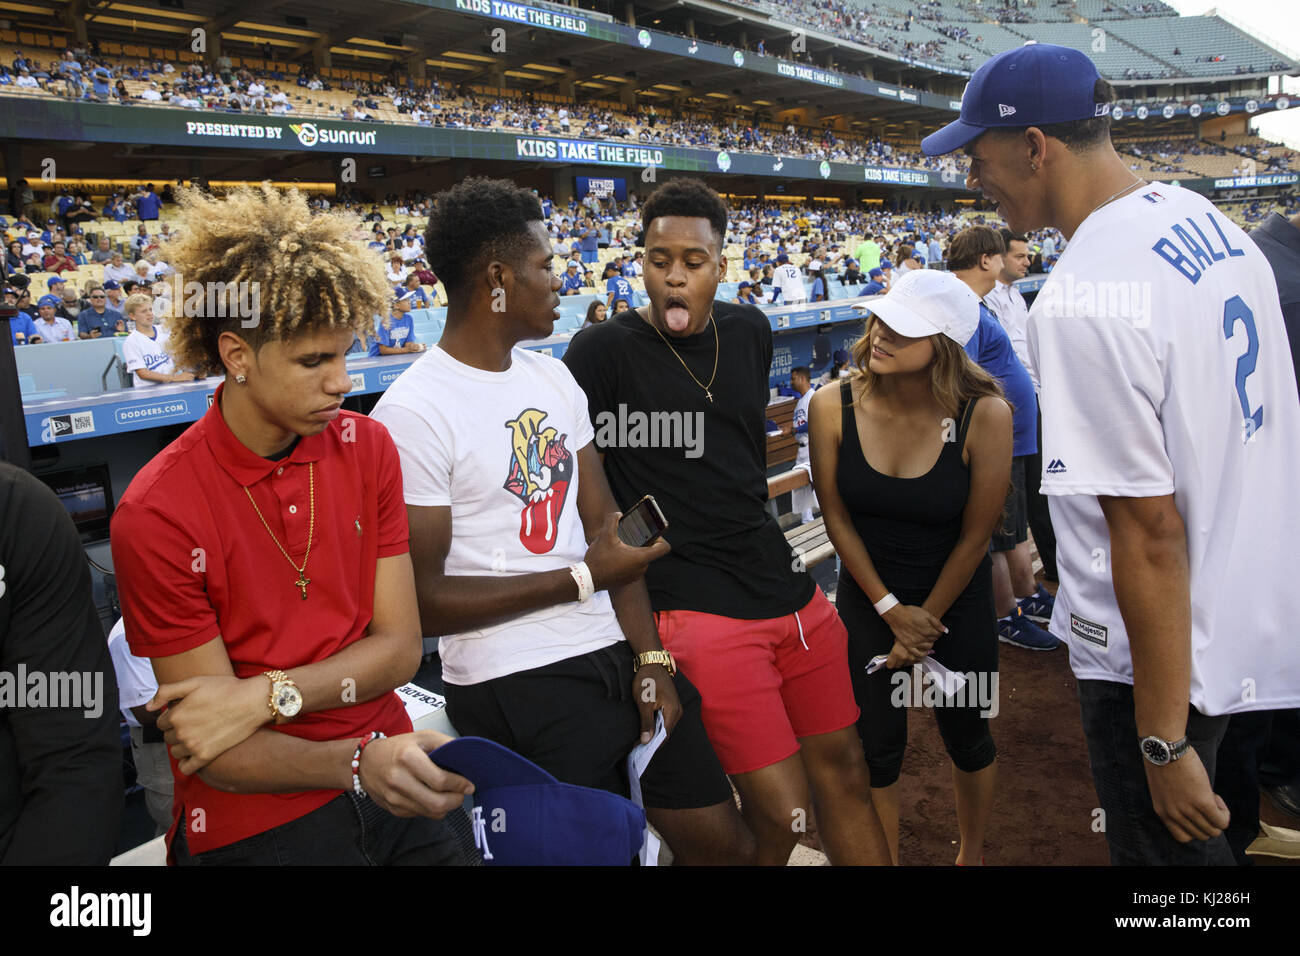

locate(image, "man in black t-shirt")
[[0, 463, 123, 864], [564, 179, 891, 866]]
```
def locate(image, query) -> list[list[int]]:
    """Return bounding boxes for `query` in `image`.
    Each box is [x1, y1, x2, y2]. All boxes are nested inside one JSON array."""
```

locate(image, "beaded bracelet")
[[351, 731, 386, 797]]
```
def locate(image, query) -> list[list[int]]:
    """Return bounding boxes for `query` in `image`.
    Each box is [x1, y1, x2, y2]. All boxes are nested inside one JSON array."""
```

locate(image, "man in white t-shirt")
[[789, 366, 817, 523], [370, 177, 754, 865], [985, 227, 1059, 587], [926, 43, 1300, 865], [107, 617, 173, 835], [771, 253, 805, 305], [983, 229, 1033, 376]]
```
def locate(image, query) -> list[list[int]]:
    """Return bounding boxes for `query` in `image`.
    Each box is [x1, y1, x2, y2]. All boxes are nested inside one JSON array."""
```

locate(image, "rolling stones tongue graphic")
[[503, 408, 573, 554]]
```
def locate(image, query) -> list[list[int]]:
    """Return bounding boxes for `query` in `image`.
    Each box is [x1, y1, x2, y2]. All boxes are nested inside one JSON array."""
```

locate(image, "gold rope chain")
[[243, 461, 315, 600], [646, 309, 719, 402]]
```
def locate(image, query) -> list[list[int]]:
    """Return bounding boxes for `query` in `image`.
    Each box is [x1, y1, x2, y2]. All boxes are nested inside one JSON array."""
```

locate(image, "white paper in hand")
[[627, 710, 667, 867]]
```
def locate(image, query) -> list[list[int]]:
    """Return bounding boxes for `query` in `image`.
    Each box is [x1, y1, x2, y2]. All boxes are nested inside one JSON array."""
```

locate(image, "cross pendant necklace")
[[243, 462, 316, 601], [645, 309, 719, 403]]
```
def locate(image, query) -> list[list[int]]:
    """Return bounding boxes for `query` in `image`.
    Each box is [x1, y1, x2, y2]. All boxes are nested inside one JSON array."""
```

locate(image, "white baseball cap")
[[853, 268, 980, 345]]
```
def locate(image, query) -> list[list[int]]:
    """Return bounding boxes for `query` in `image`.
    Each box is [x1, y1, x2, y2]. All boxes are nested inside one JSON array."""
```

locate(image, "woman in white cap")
[[807, 267, 1013, 865]]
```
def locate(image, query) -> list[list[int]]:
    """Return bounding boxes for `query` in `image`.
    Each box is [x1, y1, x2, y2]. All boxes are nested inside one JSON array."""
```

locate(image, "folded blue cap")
[[923, 43, 1104, 156], [430, 737, 645, 866]]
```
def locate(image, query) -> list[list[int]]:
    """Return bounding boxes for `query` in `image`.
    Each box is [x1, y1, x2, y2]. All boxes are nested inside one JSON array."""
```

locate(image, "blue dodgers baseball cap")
[[47, 276, 65, 288], [430, 737, 646, 866], [37, 294, 61, 308], [102, 280, 121, 290], [922, 43, 1104, 156]]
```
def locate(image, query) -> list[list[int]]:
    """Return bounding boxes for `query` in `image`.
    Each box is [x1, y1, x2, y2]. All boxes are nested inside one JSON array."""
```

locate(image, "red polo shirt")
[[111, 383, 413, 856]]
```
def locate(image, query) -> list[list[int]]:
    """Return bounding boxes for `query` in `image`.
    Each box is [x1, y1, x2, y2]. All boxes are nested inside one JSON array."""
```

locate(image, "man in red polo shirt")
[[110, 185, 473, 865]]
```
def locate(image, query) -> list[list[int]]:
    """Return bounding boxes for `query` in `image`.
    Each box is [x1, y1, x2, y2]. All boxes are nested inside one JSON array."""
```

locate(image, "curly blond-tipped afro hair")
[[162, 183, 391, 377]]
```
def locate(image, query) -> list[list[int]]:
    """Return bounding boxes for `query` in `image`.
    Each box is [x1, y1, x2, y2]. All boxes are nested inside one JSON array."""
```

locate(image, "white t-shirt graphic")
[[371, 345, 620, 685], [1027, 182, 1300, 715]]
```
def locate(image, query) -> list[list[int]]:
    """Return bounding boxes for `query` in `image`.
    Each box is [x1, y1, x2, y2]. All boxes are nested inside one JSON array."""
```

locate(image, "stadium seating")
[[1104, 15, 1292, 76]]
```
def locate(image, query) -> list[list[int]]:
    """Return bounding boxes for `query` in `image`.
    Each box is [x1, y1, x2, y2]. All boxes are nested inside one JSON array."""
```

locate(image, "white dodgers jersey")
[[1027, 183, 1300, 715]]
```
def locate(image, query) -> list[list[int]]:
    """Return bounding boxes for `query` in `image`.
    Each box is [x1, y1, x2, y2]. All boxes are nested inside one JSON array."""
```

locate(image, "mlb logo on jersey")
[[1142, 190, 1166, 204]]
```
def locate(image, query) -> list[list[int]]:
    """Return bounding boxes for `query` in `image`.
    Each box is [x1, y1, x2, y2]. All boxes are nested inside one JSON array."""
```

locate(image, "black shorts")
[[990, 456, 1028, 552], [442, 642, 733, 811]]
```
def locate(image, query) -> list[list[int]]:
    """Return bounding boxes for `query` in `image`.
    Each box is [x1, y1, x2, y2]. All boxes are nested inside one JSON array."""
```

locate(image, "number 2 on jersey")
[[1222, 295, 1263, 441]]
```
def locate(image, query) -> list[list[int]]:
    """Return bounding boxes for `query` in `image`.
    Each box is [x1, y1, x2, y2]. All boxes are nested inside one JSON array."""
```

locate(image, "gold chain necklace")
[[243, 461, 315, 600], [644, 308, 719, 403]]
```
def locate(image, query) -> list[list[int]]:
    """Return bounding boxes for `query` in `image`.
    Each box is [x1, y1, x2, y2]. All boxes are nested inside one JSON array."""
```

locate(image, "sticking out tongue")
[[665, 305, 691, 332]]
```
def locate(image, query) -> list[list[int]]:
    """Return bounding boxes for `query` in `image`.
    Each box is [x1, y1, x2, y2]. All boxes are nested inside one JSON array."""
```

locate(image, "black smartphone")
[[618, 494, 668, 547]]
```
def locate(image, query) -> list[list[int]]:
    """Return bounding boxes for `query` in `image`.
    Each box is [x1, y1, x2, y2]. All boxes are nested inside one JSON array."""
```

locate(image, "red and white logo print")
[[503, 408, 573, 554]]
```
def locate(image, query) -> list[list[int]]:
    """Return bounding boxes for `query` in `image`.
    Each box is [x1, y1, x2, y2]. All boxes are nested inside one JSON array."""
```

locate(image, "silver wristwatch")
[[1139, 734, 1190, 767]]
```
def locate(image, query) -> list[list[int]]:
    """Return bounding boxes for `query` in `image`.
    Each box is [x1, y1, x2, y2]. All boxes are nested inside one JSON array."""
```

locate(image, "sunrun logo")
[[289, 123, 377, 147]]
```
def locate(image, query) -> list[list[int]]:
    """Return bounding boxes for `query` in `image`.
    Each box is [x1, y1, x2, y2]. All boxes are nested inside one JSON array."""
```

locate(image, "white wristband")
[[873, 592, 900, 616], [569, 561, 595, 603]]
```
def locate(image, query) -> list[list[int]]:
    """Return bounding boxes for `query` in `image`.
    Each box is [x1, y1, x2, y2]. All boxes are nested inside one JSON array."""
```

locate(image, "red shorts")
[[654, 589, 859, 776]]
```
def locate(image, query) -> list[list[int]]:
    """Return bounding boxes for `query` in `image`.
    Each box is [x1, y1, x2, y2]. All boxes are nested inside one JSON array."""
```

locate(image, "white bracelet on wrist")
[[873, 592, 900, 616], [569, 561, 595, 603]]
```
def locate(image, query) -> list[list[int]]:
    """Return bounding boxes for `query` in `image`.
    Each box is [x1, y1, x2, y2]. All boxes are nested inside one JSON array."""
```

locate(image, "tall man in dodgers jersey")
[[924, 44, 1300, 865]]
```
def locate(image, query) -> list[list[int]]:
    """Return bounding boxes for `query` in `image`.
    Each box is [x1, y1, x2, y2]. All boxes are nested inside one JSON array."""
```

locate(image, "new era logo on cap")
[[1094, 102, 1111, 117], [998, 104, 1017, 117]]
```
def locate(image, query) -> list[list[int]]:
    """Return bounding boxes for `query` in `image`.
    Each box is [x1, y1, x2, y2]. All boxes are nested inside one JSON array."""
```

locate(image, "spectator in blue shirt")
[[91, 66, 111, 102], [347, 330, 381, 357], [376, 289, 425, 354], [578, 216, 599, 264], [559, 260, 584, 296], [134, 184, 162, 221], [76, 287, 124, 339], [605, 268, 634, 310], [5, 287, 40, 344], [858, 267, 887, 297], [735, 281, 760, 306], [399, 273, 432, 308]]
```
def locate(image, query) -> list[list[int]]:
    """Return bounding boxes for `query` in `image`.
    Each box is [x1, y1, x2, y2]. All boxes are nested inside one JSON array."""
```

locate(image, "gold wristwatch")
[[634, 650, 677, 677], [264, 670, 303, 723]]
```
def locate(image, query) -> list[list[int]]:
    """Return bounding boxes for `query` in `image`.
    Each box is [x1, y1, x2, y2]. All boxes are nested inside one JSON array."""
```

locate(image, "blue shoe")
[[997, 607, 1058, 650], [1018, 584, 1055, 625]]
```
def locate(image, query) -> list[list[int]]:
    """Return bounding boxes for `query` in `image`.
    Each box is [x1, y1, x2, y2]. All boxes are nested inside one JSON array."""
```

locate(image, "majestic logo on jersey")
[[998, 103, 1017, 118], [1070, 613, 1108, 648], [503, 408, 573, 554], [1046, 458, 1067, 475]]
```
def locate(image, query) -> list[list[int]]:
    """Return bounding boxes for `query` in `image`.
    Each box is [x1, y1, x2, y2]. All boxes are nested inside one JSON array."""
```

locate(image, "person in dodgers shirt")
[[924, 43, 1300, 865]]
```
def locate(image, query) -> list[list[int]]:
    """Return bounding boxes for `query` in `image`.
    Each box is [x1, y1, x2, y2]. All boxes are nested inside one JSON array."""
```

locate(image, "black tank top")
[[836, 380, 989, 597]]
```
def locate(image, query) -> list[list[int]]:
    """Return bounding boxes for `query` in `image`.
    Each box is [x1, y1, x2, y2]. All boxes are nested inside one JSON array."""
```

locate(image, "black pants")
[[1077, 680, 1234, 866], [838, 567, 998, 788], [1025, 406, 1058, 581], [443, 642, 733, 811], [1216, 707, 1300, 864], [173, 792, 470, 866]]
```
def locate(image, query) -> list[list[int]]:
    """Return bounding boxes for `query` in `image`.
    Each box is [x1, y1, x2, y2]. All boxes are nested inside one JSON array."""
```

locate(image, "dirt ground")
[[888, 631, 1111, 866]]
